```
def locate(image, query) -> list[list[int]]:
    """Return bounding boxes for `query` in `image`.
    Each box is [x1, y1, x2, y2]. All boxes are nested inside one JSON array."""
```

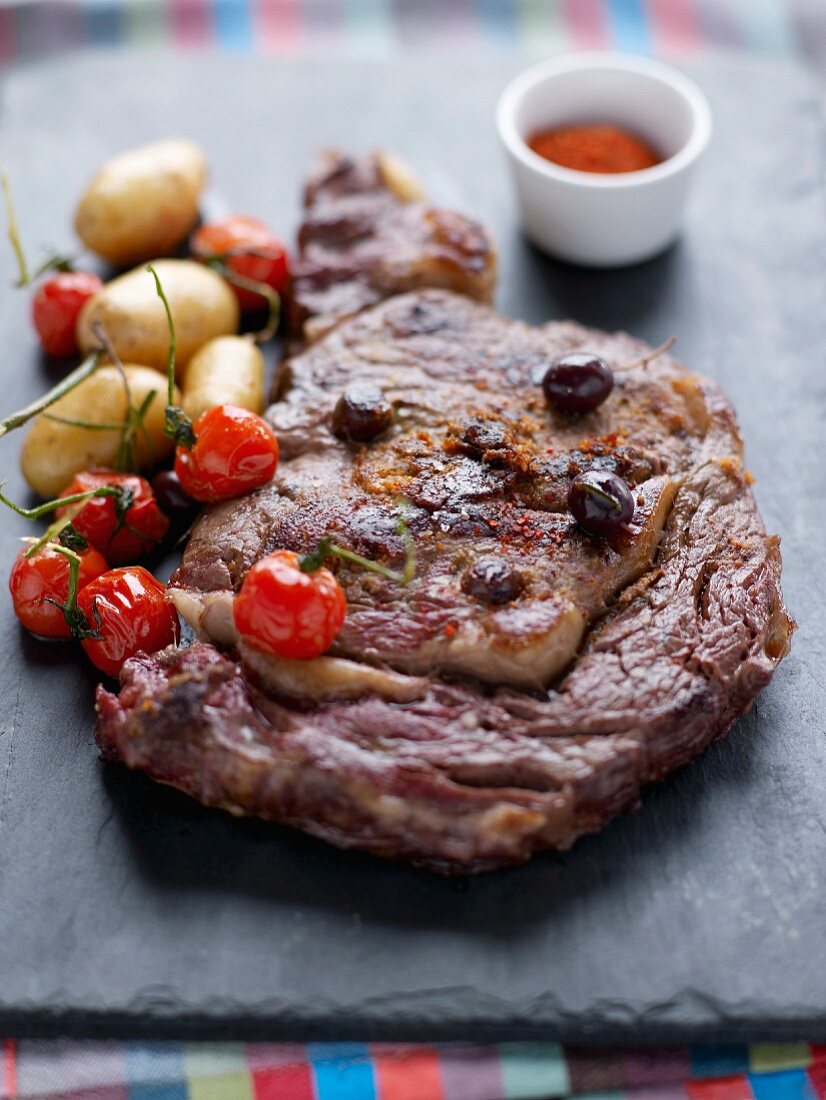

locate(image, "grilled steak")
[[96, 289, 792, 872], [290, 150, 496, 344]]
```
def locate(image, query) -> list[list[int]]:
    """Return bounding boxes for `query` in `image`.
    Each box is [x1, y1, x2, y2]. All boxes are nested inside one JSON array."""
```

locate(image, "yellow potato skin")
[[76, 260, 239, 377], [182, 336, 265, 421], [74, 139, 207, 266], [20, 365, 181, 498]]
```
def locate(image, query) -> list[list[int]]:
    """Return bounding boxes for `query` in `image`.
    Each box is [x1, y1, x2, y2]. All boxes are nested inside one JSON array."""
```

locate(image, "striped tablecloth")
[[1, 2, 823, 1098], [0, 0, 823, 71], [4, 1039, 826, 1099]]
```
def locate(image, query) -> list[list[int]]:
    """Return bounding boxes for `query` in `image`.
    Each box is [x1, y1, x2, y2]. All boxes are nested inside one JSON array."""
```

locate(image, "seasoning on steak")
[[96, 289, 793, 873], [290, 150, 497, 344]]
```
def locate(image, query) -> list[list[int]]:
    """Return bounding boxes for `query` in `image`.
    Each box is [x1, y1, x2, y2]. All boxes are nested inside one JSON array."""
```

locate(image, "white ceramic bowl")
[[496, 52, 712, 268]]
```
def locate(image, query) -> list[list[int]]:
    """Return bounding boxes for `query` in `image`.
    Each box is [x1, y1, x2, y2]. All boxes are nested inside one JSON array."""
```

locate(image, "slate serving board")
[[0, 52, 823, 1044]]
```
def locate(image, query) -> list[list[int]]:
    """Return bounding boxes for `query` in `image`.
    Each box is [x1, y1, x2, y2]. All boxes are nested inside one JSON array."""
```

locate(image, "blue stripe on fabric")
[[343, 0, 397, 57], [476, 0, 518, 52], [214, 0, 253, 51], [129, 1086, 188, 1100], [84, 1, 123, 47], [572, 1092, 625, 1100], [749, 1069, 817, 1100], [125, 1041, 186, 1087], [308, 1042, 377, 1100], [690, 1045, 751, 1078], [607, 0, 651, 53], [737, 0, 795, 54]]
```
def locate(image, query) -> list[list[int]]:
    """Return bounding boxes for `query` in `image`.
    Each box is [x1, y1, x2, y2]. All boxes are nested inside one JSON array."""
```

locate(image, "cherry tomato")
[[56, 470, 170, 565], [9, 543, 108, 640], [174, 404, 279, 504], [77, 566, 179, 678], [233, 550, 347, 660], [191, 215, 290, 311], [31, 271, 103, 358]]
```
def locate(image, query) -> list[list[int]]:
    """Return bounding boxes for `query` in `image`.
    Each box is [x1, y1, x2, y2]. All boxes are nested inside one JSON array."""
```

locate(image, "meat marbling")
[[96, 288, 793, 872]]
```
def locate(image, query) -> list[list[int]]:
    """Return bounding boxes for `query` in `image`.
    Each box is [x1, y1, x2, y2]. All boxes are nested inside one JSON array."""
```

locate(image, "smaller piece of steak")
[[290, 150, 497, 343]]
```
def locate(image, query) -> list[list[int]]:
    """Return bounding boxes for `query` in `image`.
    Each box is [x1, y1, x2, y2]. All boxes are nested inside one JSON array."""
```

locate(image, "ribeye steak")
[[96, 283, 792, 872], [289, 150, 497, 345]]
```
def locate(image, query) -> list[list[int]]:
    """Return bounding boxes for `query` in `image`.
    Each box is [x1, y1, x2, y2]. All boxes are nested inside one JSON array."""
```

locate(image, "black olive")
[[461, 557, 524, 605], [332, 384, 394, 443], [151, 470, 196, 516], [542, 353, 614, 414], [568, 470, 634, 537]]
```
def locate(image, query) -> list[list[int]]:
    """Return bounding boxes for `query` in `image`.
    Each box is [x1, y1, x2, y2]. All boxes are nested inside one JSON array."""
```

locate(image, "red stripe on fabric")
[[372, 1046, 445, 1100], [3, 1040, 16, 1100], [646, 0, 701, 53], [247, 1044, 308, 1072], [685, 1075, 754, 1100], [169, 0, 212, 48], [0, 7, 17, 65], [255, 0, 302, 53], [252, 1063, 315, 1100], [809, 1062, 826, 1099], [811, 1045, 826, 1066], [561, 0, 609, 49]]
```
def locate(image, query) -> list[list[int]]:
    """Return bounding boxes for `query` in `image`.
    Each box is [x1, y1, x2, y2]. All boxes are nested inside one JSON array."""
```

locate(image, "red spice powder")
[[528, 124, 661, 174]]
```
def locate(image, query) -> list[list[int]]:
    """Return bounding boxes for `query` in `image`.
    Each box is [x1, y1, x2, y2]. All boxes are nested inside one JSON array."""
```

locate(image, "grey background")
[[0, 53, 823, 1042]]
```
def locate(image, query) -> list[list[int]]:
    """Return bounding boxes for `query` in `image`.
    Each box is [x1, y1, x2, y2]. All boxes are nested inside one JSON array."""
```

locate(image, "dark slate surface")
[[0, 53, 823, 1043]]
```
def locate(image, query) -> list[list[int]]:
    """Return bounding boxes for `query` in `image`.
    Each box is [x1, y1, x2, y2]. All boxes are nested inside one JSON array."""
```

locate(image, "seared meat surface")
[[173, 292, 696, 689], [96, 290, 792, 872], [290, 151, 496, 344]]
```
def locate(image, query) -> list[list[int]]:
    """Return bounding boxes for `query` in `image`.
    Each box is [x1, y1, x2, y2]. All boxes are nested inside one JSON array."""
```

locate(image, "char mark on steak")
[[289, 150, 497, 345], [96, 288, 793, 872]]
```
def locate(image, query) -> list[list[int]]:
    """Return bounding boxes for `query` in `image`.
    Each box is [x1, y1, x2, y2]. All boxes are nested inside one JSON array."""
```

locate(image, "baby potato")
[[76, 259, 239, 377], [182, 336, 265, 420], [74, 139, 207, 266], [20, 365, 181, 498]]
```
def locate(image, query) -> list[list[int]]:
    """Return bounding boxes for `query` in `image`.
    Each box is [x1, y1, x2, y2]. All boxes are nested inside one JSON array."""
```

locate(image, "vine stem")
[[26, 514, 78, 559], [300, 514, 416, 586], [147, 265, 196, 449], [0, 351, 102, 439], [48, 544, 100, 640], [0, 483, 122, 559], [1, 171, 73, 286], [42, 413, 128, 431], [2, 169, 29, 286], [92, 320, 132, 406], [0, 321, 155, 472], [616, 336, 676, 372], [0, 482, 120, 520], [208, 259, 281, 343], [92, 318, 158, 471], [53, 545, 81, 608], [146, 265, 177, 407]]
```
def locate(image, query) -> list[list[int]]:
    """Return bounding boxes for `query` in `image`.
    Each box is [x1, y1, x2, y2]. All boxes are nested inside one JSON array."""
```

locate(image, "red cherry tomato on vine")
[[233, 550, 347, 660], [77, 566, 179, 678], [191, 216, 290, 311], [174, 404, 279, 504], [56, 470, 170, 565], [9, 543, 108, 639], [31, 271, 102, 358]]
